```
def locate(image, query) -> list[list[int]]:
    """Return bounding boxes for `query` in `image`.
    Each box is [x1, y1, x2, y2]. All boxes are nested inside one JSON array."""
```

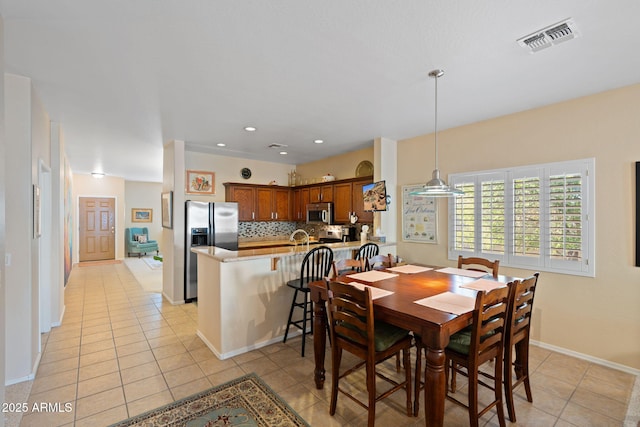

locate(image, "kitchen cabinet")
[[330, 178, 373, 224], [292, 187, 310, 221], [224, 183, 291, 221], [351, 178, 374, 223], [309, 184, 333, 202]]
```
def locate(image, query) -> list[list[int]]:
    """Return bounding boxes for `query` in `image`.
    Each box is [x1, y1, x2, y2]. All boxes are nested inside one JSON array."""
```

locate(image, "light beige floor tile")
[[79, 347, 117, 367], [74, 404, 129, 427], [126, 389, 174, 418], [238, 356, 281, 377], [112, 324, 144, 338], [114, 332, 147, 347], [120, 360, 162, 385], [157, 352, 196, 373], [80, 330, 113, 345], [36, 357, 79, 377], [560, 401, 622, 426], [43, 336, 81, 352], [27, 383, 77, 409], [79, 338, 115, 355], [151, 342, 187, 360], [570, 387, 628, 421], [163, 364, 206, 389], [198, 356, 238, 376], [145, 330, 179, 344], [188, 346, 215, 363], [78, 358, 119, 382], [18, 407, 75, 427], [123, 374, 168, 402], [115, 340, 151, 357], [81, 323, 112, 337], [118, 349, 156, 370], [206, 366, 248, 387], [77, 371, 122, 399], [260, 370, 300, 393], [39, 346, 80, 365], [170, 377, 213, 400], [30, 369, 79, 395], [74, 386, 125, 420]]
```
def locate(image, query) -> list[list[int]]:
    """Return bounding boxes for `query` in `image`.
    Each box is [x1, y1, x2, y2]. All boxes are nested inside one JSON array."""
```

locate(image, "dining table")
[[309, 264, 516, 427]]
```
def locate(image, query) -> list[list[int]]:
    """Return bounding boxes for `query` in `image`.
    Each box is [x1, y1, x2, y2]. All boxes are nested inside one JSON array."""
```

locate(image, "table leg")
[[424, 346, 446, 427], [313, 300, 326, 389]]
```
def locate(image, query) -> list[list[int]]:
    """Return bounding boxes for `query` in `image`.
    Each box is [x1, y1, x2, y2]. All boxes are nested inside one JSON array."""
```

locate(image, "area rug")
[[108, 373, 309, 427]]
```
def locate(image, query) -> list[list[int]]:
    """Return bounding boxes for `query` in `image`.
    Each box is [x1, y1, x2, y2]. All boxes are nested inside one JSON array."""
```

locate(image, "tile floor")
[[4, 260, 637, 426]]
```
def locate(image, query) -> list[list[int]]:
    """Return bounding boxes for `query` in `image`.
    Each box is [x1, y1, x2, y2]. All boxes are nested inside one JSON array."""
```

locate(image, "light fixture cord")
[[434, 73, 439, 171]]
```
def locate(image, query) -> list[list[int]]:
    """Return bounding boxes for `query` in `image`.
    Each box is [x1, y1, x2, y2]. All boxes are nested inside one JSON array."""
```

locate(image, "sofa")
[[125, 227, 159, 257]]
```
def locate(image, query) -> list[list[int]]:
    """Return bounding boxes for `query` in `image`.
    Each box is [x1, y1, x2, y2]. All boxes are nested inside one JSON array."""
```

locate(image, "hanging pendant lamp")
[[411, 69, 462, 197]]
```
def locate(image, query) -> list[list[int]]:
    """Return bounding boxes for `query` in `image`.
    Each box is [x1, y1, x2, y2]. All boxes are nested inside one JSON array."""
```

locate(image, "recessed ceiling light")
[[244, 126, 257, 132], [216, 143, 226, 147], [314, 139, 324, 144], [279, 151, 288, 155], [91, 172, 105, 179]]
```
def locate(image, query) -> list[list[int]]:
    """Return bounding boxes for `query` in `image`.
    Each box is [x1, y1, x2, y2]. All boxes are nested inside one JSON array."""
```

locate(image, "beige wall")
[[296, 146, 373, 182], [124, 180, 163, 244], [72, 174, 126, 261], [397, 83, 640, 371]]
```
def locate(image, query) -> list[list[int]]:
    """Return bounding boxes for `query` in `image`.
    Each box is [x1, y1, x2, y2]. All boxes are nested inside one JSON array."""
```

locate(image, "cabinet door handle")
[[252, 212, 255, 220], [275, 212, 278, 219]]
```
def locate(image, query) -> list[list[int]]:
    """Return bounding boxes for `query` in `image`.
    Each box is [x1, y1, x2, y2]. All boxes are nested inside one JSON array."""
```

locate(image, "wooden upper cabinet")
[[224, 183, 291, 221], [292, 188, 310, 221], [333, 182, 353, 224], [351, 178, 374, 223], [309, 184, 333, 203], [225, 185, 256, 221]]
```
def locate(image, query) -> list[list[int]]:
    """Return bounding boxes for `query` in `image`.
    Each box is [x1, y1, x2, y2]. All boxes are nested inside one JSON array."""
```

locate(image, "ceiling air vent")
[[268, 143, 288, 148], [517, 18, 578, 53]]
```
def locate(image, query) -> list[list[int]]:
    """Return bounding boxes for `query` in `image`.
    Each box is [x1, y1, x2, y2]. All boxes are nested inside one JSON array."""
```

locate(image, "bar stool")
[[283, 246, 334, 357]]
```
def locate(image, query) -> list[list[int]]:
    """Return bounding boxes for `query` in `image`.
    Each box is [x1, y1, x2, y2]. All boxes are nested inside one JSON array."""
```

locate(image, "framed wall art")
[[401, 184, 438, 243], [132, 208, 152, 222], [161, 191, 173, 229], [186, 170, 215, 195]]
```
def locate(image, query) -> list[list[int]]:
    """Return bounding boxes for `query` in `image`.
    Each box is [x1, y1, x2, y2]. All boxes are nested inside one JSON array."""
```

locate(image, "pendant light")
[[411, 69, 462, 197]]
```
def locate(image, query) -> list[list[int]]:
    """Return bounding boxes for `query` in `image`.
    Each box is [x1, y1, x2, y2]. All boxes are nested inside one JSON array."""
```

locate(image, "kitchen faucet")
[[289, 229, 310, 249]]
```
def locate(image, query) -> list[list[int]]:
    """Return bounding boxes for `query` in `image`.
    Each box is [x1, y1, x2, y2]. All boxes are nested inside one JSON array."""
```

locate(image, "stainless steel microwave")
[[306, 202, 334, 225]]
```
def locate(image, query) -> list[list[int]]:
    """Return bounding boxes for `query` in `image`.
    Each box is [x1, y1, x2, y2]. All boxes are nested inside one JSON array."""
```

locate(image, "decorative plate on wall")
[[241, 168, 252, 179], [355, 160, 374, 177]]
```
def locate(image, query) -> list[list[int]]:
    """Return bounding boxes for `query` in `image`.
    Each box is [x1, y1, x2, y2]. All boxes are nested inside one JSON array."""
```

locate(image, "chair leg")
[[467, 366, 479, 427], [366, 358, 376, 427], [300, 291, 309, 357], [494, 356, 507, 427], [504, 345, 516, 422], [403, 347, 412, 416], [283, 289, 298, 344], [517, 342, 533, 402], [413, 343, 423, 416], [329, 347, 342, 415]]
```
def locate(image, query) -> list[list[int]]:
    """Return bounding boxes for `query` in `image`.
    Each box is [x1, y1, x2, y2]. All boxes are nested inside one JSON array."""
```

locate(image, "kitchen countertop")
[[192, 240, 396, 263], [237, 238, 319, 249]]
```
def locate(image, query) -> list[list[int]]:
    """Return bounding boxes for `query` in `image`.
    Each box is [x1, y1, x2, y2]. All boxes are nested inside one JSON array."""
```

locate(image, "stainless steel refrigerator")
[[185, 201, 239, 302]]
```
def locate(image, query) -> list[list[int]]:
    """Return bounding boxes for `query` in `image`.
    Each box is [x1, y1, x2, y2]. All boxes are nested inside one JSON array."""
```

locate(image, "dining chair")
[[458, 255, 500, 278], [283, 246, 334, 357], [355, 242, 379, 262], [413, 285, 510, 426], [325, 280, 413, 427], [504, 273, 539, 422], [365, 253, 396, 270], [332, 258, 365, 278]]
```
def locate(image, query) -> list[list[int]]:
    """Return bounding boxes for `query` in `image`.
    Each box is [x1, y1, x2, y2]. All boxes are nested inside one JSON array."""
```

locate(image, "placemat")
[[414, 292, 475, 315], [386, 265, 433, 274], [347, 282, 394, 300], [436, 267, 489, 278], [459, 278, 507, 292], [346, 270, 399, 282]]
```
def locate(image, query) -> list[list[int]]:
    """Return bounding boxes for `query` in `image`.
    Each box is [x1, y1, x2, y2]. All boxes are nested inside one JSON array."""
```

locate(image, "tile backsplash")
[[238, 221, 371, 241]]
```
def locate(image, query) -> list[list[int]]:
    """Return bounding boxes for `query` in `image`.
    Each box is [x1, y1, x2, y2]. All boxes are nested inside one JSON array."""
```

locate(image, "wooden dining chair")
[[332, 258, 365, 278], [365, 253, 396, 270], [458, 255, 500, 278], [504, 273, 539, 422], [446, 285, 510, 427], [325, 280, 413, 427], [283, 246, 334, 357]]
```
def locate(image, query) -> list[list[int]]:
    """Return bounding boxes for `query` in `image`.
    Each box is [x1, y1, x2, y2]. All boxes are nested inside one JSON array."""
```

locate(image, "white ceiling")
[[2, 1, 640, 182]]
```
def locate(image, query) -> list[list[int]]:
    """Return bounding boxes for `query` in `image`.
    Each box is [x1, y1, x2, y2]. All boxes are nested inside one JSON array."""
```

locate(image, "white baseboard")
[[196, 329, 305, 361], [161, 291, 184, 305], [4, 351, 41, 387], [531, 339, 640, 376]]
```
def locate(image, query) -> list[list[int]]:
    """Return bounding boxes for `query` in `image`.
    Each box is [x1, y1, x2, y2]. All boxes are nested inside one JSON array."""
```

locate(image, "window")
[[448, 158, 594, 277]]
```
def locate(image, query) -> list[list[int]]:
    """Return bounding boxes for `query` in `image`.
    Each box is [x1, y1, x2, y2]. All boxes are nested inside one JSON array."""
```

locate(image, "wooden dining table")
[[309, 265, 516, 427]]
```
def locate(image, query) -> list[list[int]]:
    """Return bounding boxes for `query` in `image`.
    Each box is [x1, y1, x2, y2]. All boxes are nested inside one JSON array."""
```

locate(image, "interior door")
[[79, 197, 115, 261]]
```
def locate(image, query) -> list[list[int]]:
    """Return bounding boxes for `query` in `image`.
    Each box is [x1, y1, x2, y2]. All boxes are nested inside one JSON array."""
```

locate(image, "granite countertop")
[[192, 240, 396, 263], [237, 237, 319, 249]]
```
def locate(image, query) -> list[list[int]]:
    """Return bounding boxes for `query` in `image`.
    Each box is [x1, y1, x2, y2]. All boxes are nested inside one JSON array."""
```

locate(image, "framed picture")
[[401, 184, 438, 244], [132, 208, 152, 222], [186, 170, 215, 194], [161, 191, 173, 229], [33, 184, 41, 238]]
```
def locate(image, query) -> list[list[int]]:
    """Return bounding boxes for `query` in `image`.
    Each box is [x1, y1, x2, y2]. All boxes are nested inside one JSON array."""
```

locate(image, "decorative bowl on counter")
[[322, 174, 336, 182]]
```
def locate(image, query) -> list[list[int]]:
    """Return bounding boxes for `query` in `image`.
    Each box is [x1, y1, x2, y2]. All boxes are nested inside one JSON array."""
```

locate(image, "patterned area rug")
[[108, 373, 309, 427]]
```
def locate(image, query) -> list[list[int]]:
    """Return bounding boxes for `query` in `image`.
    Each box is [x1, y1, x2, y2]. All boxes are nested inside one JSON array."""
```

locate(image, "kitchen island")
[[192, 240, 397, 359]]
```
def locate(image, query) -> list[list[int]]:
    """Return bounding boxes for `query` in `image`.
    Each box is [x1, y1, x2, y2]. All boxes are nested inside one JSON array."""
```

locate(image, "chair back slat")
[[472, 286, 510, 357], [332, 258, 365, 278], [365, 253, 397, 271], [458, 255, 500, 278], [506, 273, 539, 343], [326, 281, 373, 349], [296, 246, 334, 288], [355, 242, 379, 261]]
